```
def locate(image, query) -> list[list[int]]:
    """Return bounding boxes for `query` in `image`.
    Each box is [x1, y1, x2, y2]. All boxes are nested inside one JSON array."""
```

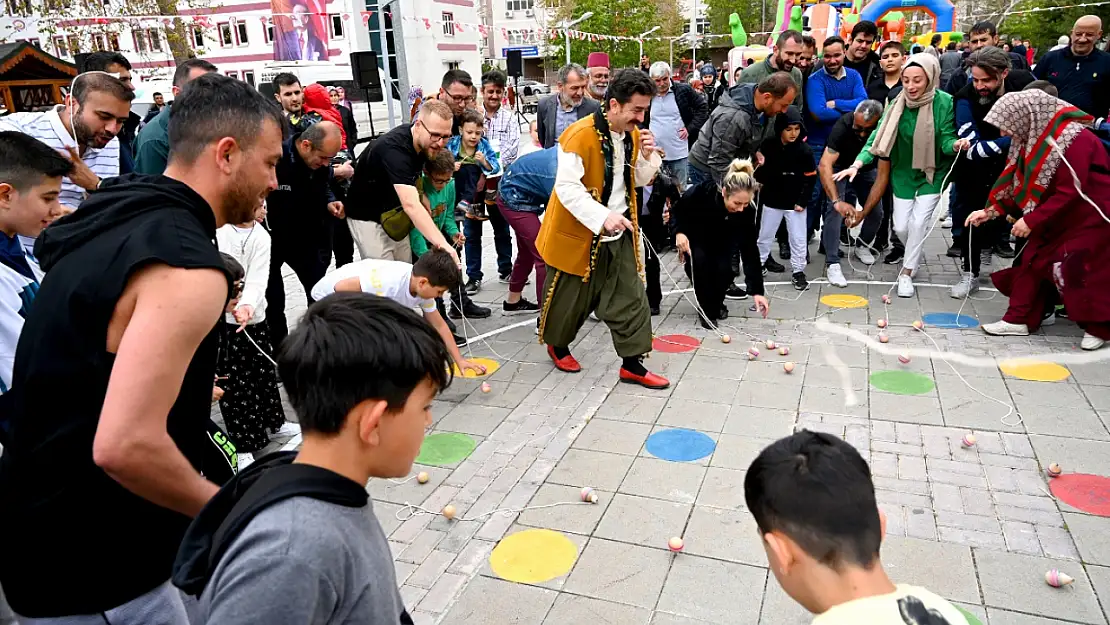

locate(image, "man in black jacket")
[[945, 21, 1029, 93], [843, 21, 882, 88], [264, 121, 344, 347], [1033, 15, 1110, 118], [645, 61, 709, 187]]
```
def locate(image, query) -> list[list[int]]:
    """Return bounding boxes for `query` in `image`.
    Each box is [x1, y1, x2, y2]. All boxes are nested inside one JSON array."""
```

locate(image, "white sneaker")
[[855, 246, 876, 265], [275, 421, 301, 437], [826, 264, 848, 287], [942, 216, 953, 228], [1041, 312, 1057, 327], [982, 320, 1029, 336], [897, 274, 915, 298], [950, 273, 979, 298], [237, 452, 255, 471], [589, 311, 600, 321], [1081, 332, 1106, 350]]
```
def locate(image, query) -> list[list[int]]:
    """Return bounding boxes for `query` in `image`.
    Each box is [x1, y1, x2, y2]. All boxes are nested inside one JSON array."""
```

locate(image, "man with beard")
[[949, 47, 1033, 299], [842, 21, 882, 88], [134, 58, 218, 175], [0, 72, 132, 211], [0, 74, 284, 624], [586, 52, 611, 101], [537, 64, 599, 149], [739, 30, 806, 108], [437, 69, 476, 134], [81, 52, 142, 174], [946, 21, 1029, 94], [701, 65, 727, 111], [1034, 15, 1110, 118], [264, 121, 344, 348]]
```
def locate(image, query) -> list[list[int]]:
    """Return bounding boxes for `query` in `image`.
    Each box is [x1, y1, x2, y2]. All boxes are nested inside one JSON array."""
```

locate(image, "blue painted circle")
[[922, 312, 980, 329], [645, 428, 717, 462]]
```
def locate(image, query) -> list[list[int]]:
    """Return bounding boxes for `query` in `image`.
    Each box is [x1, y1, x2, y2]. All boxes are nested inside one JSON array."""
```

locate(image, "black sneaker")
[[453, 333, 467, 346], [699, 315, 717, 330], [499, 273, 530, 285], [779, 242, 791, 260], [994, 240, 1016, 259], [449, 302, 492, 319], [980, 249, 993, 266], [792, 271, 809, 291], [840, 228, 851, 245], [764, 257, 786, 273], [503, 298, 540, 315], [719, 305, 729, 319], [725, 284, 748, 300], [464, 279, 482, 295], [946, 243, 961, 258], [650, 304, 661, 316], [884, 248, 904, 264]]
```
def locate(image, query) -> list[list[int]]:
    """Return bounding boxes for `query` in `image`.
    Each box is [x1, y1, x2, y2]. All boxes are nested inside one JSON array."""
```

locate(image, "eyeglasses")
[[446, 92, 474, 104], [430, 175, 453, 184], [416, 120, 451, 144]]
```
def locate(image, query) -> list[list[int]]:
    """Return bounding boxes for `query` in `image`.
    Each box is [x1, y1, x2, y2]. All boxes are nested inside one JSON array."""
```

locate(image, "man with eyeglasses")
[[438, 69, 476, 135], [346, 100, 462, 267]]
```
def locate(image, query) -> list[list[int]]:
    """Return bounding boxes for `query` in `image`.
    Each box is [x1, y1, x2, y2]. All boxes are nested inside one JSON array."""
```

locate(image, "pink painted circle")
[[1049, 473, 1110, 517], [652, 334, 700, 353]]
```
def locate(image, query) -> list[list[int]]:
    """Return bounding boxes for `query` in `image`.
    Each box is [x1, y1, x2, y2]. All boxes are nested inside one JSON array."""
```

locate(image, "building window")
[[133, 29, 148, 53], [91, 34, 107, 51], [243, 70, 255, 86], [506, 0, 532, 11], [235, 20, 249, 45], [682, 18, 710, 35], [3, 0, 31, 15], [53, 35, 67, 57], [148, 29, 162, 52], [189, 26, 204, 48], [226, 70, 239, 80], [330, 14, 345, 39], [263, 18, 274, 44], [108, 33, 120, 51], [448, 61, 461, 70], [66, 35, 80, 55], [441, 12, 454, 37], [218, 22, 233, 47]]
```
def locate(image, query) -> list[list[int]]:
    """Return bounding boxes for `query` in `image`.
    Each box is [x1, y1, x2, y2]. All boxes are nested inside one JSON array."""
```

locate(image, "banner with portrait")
[[271, 0, 329, 62]]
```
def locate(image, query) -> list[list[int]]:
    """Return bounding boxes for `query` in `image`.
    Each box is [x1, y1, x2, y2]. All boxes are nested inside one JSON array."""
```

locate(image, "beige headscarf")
[[868, 53, 941, 183]]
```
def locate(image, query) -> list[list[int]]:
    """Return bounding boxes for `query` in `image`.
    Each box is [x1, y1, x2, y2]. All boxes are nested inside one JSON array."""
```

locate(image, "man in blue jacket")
[[1033, 15, 1110, 118], [498, 147, 557, 325], [804, 36, 867, 242]]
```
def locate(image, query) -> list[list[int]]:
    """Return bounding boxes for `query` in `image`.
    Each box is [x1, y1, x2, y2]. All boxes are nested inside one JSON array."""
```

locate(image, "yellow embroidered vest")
[[535, 115, 641, 278]]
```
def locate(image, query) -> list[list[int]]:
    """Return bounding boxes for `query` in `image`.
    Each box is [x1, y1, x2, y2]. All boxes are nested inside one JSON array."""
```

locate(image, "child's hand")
[[212, 386, 224, 403], [475, 152, 490, 169], [454, 232, 466, 246], [234, 305, 254, 331], [454, 162, 462, 171]]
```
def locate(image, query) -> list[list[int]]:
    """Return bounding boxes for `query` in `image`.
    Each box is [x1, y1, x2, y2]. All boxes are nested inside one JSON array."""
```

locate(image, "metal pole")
[[565, 29, 571, 65], [639, 39, 644, 62], [377, 0, 396, 129]]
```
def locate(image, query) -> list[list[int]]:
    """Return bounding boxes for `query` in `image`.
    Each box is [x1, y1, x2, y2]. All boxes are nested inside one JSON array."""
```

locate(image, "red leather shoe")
[[619, 367, 670, 389], [547, 345, 582, 373]]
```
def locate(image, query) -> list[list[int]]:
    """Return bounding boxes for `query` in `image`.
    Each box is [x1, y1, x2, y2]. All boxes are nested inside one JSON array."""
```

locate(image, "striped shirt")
[[0, 107, 121, 210], [1, 234, 42, 396], [483, 104, 521, 168]]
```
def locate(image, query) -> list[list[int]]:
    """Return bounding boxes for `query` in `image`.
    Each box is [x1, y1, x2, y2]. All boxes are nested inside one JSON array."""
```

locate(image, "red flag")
[[361, 10, 372, 26]]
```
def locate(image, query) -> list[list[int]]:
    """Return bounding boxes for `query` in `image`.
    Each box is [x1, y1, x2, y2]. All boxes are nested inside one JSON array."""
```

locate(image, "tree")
[[542, 0, 685, 69], [704, 0, 764, 45], [1001, 0, 1110, 56]]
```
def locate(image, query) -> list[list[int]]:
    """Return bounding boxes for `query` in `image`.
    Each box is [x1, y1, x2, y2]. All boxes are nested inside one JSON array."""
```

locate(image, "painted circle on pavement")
[[489, 528, 578, 584], [645, 428, 717, 462], [957, 606, 985, 625], [922, 312, 980, 329], [869, 370, 936, 395], [653, 334, 700, 353], [451, 357, 501, 378], [820, 294, 869, 308], [415, 432, 476, 466], [1000, 360, 1071, 382], [1049, 473, 1110, 517]]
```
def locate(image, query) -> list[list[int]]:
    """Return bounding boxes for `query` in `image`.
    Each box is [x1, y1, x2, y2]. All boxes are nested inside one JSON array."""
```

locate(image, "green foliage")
[[705, 0, 764, 43], [547, 0, 685, 68], [1001, 1, 1110, 55]]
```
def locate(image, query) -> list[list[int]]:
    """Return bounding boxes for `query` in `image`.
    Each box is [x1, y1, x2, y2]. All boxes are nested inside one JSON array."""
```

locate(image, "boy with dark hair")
[[0, 132, 72, 398], [310, 249, 486, 375], [173, 292, 452, 624], [746, 431, 969, 624]]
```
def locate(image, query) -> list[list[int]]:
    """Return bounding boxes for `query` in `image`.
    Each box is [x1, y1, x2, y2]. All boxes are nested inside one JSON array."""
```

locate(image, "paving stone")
[[399, 584, 428, 610], [996, 506, 1065, 528], [736, 380, 803, 411], [417, 571, 469, 614], [899, 455, 928, 481], [881, 536, 980, 604], [759, 577, 815, 625], [873, 476, 931, 495], [570, 418, 653, 456], [872, 420, 898, 442], [515, 484, 611, 535], [927, 458, 984, 476], [683, 355, 748, 381], [547, 448, 634, 491], [930, 470, 988, 489], [800, 386, 867, 417], [870, 452, 899, 478], [723, 407, 796, 439], [397, 529, 446, 565], [593, 493, 692, 548], [986, 608, 1083, 625], [880, 503, 908, 537], [1036, 524, 1080, 561], [563, 538, 672, 609], [931, 483, 964, 512], [960, 488, 995, 517], [619, 456, 707, 504], [1063, 513, 1110, 566], [651, 612, 722, 625], [656, 556, 767, 624], [1001, 520, 1042, 555], [876, 489, 932, 508], [975, 549, 1106, 624], [1086, 565, 1110, 625], [447, 539, 496, 576], [993, 492, 1058, 512], [595, 393, 668, 424], [673, 376, 740, 404], [696, 466, 748, 510], [683, 506, 767, 566], [395, 561, 417, 586], [906, 507, 938, 540], [938, 526, 1007, 550], [437, 405, 515, 437], [1001, 433, 1037, 458], [440, 575, 556, 623], [541, 594, 650, 625], [711, 434, 775, 470], [657, 399, 732, 433], [368, 466, 453, 506]]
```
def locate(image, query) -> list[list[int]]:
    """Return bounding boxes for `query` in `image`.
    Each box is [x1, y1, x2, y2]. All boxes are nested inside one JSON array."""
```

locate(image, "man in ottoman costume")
[[536, 68, 669, 389]]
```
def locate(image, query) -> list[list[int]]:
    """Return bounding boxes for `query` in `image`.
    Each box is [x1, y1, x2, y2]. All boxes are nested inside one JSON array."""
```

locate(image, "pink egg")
[[784, 362, 795, 374], [898, 354, 911, 364], [877, 319, 888, 329], [879, 334, 890, 343]]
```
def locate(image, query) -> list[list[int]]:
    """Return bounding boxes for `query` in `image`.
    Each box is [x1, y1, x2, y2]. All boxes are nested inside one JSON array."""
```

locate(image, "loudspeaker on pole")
[[350, 51, 384, 102], [506, 50, 524, 78]]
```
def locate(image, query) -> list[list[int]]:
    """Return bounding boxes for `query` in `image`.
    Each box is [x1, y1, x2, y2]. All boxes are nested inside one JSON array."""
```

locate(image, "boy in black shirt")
[[755, 107, 816, 291]]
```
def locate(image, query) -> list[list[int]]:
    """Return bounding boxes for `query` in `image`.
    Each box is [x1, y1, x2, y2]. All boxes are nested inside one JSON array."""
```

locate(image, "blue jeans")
[[687, 163, 711, 187], [464, 200, 513, 282], [806, 145, 826, 236], [822, 167, 882, 265], [661, 157, 689, 189]]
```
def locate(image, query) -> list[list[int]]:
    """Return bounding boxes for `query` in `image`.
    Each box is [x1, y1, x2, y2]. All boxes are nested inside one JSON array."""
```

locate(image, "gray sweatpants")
[[16, 581, 190, 625]]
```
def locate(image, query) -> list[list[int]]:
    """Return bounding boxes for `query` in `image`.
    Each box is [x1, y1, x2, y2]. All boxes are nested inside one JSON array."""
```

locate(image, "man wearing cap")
[[700, 65, 727, 111], [586, 52, 611, 101]]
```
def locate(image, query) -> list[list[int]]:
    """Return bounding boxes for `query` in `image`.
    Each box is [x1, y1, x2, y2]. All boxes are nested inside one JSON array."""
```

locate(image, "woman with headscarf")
[[835, 53, 970, 297], [966, 90, 1110, 350], [302, 83, 348, 150]]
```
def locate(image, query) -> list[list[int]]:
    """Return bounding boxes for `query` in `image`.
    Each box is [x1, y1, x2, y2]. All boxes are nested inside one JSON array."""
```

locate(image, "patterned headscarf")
[[984, 90, 1093, 215]]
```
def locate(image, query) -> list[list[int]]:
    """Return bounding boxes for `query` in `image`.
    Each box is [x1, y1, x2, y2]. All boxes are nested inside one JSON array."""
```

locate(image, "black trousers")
[[684, 238, 732, 322], [875, 184, 902, 252], [332, 215, 354, 267], [641, 209, 667, 308], [266, 233, 331, 349]]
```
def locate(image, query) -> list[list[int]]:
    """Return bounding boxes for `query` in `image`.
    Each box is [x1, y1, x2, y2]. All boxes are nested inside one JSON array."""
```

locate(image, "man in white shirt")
[[0, 72, 132, 212], [310, 249, 487, 375], [535, 69, 668, 389]]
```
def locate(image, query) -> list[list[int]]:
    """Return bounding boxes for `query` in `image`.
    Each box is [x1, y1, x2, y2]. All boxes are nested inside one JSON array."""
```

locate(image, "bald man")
[[1033, 15, 1110, 117], [264, 120, 345, 347]]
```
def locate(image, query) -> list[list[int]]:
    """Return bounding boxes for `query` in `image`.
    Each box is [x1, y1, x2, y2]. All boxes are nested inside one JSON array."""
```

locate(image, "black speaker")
[[506, 50, 524, 77], [350, 51, 383, 102], [74, 52, 91, 73]]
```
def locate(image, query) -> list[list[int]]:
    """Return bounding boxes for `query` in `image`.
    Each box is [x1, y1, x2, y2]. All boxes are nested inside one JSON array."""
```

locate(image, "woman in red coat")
[[967, 90, 1110, 351]]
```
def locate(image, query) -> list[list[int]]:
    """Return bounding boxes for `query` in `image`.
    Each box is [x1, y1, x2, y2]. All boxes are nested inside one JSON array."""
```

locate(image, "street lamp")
[[562, 11, 594, 65], [669, 33, 690, 68], [638, 26, 661, 61]]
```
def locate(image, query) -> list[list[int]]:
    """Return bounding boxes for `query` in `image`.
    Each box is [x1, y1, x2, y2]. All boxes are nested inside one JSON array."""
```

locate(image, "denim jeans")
[[822, 166, 882, 265], [661, 157, 689, 189], [463, 200, 513, 282], [687, 163, 711, 188], [806, 145, 826, 237]]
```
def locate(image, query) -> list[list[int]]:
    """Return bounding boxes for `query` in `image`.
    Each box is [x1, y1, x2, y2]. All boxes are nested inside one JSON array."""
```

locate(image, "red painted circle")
[[652, 334, 701, 353], [1050, 473, 1110, 517]]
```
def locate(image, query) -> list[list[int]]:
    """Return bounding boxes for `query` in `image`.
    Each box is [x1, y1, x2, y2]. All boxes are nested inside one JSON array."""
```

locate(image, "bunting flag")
[[360, 10, 373, 27]]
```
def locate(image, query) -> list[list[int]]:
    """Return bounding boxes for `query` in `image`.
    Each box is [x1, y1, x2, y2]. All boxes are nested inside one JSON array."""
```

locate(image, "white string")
[[1046, 137, 1110, 226]]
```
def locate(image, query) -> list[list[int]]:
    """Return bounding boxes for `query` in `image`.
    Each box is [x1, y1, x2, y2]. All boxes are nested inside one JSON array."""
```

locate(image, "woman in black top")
[[673, 159, 771, 329]]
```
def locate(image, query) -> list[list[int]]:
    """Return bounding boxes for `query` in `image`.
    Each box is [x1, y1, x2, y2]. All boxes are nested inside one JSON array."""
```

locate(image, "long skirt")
[[216, 320, 286, 454]]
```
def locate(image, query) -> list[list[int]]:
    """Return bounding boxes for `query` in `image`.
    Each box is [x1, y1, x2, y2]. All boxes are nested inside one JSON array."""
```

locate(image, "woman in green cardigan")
[[835, 53, 970, 297]]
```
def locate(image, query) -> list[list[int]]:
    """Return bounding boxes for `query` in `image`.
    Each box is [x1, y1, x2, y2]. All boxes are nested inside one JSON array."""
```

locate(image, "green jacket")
[[857, 91, 958, 199], [738, 57, 804, 109], [410, 174, 460, 257], [133, 104, 170, 175]]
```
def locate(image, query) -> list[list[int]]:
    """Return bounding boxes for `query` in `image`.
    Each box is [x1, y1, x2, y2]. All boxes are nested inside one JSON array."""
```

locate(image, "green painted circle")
[[416, 432, 476, 466], [956, 606, 985, 625], [869, 370, 936, 395]]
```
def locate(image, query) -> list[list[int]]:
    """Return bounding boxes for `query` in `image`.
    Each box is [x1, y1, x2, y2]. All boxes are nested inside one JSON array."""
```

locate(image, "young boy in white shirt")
[[746, 431, 970, 625], [311, 247, 487, 376]]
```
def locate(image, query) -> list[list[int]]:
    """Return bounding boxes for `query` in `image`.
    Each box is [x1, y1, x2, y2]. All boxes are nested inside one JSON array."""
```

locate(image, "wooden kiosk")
[[0, 42, 77, 114]]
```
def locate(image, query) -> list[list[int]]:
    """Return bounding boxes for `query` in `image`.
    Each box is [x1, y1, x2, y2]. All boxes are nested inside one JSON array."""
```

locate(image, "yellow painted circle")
[[1000, 360, 1071, 382], [450, 357, 501, 378], [489, 528, 578, 584], [820, 294, 869, 308]]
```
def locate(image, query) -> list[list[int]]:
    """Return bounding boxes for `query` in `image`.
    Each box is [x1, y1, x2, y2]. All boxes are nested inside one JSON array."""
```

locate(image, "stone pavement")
[[220, 216, 1110, 625]]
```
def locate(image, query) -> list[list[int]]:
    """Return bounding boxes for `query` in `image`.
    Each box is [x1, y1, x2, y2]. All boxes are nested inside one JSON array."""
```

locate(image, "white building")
[[483, 0, 554, 79]]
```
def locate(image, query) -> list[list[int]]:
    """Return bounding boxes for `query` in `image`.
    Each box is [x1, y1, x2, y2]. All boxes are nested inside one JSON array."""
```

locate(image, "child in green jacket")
[[411, 150, 464, 257]]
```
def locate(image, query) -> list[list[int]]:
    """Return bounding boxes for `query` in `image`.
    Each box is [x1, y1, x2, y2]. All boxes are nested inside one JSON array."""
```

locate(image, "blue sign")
[[503, 46, 539, 58]]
